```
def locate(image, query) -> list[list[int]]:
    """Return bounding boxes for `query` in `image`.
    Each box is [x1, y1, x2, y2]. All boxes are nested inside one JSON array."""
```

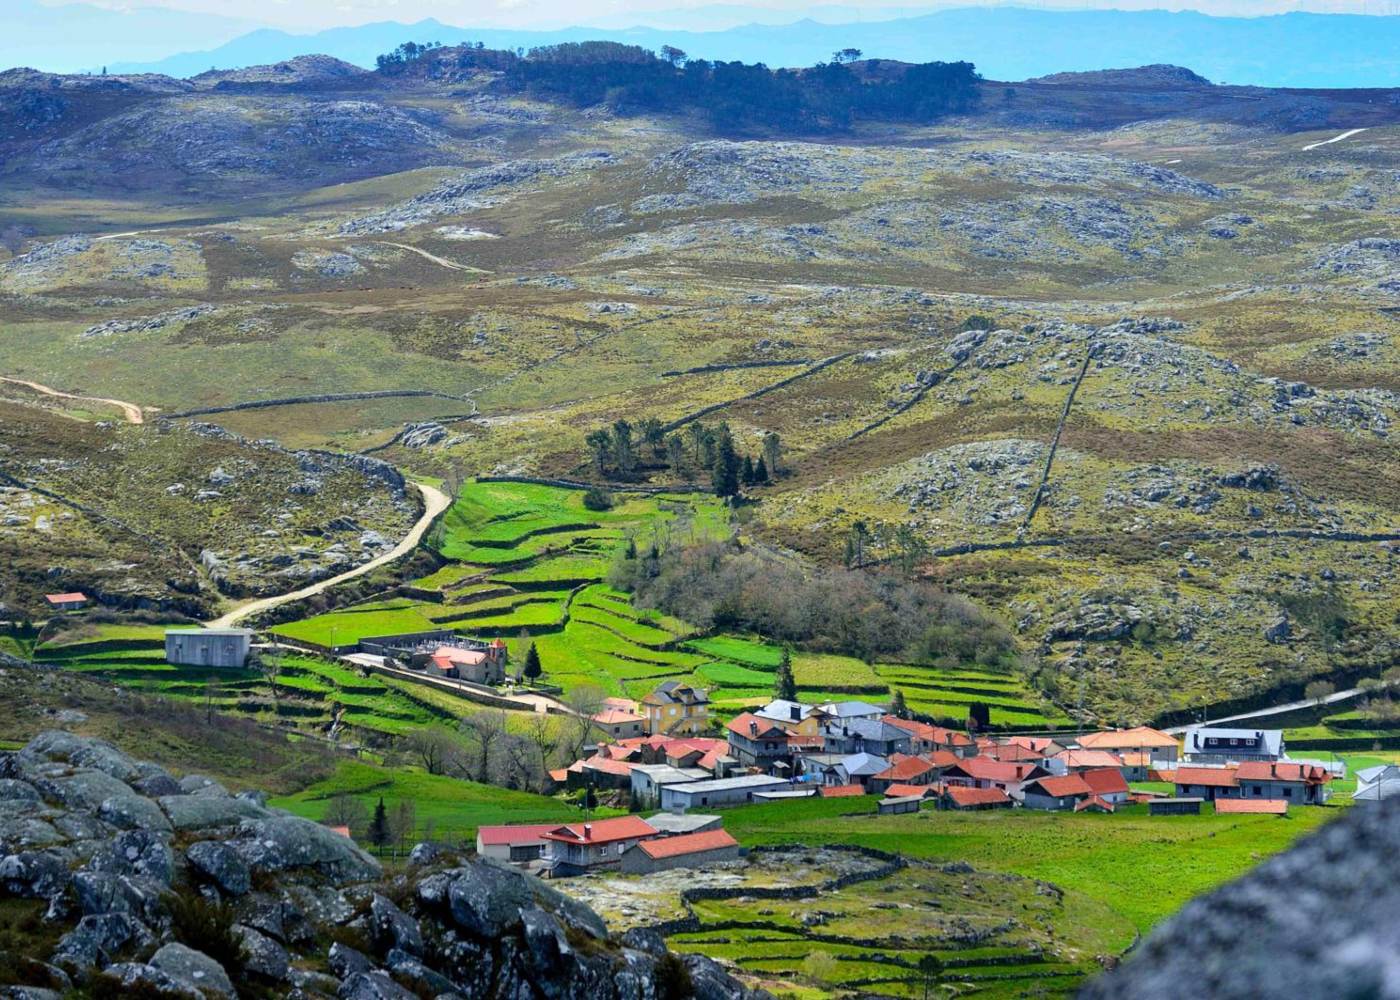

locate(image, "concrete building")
[[659, 774, 791, 813], [165, 628, 253, 668], [1182, 726, 1284, 764], [621, 829, 740, 874], [642, 681, 710, 736], [629, 764, 710, 808]]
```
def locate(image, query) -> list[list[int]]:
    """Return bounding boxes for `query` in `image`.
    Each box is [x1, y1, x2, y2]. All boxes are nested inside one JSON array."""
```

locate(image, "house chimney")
[[790, 706, 799, 721], [749, 722, 757, 736], [583, 824, 592, 839]]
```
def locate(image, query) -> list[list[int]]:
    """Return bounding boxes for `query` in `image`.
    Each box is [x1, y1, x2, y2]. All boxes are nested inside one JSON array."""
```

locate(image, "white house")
[[1182, 726, 1284, 764]]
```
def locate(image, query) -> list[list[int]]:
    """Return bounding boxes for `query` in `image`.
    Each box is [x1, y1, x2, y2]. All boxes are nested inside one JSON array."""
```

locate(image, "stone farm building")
[[165, 628, 253, 668], [621, 829, 740, 874]]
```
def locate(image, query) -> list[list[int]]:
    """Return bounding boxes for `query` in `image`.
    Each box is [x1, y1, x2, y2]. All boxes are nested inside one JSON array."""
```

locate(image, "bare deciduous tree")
[[460, 709, 510, 784]]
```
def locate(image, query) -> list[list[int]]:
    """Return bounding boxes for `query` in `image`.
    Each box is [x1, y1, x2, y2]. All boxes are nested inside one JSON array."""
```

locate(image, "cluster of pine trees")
[[375, 39, 981, 131], [584, 418, 781, 498]]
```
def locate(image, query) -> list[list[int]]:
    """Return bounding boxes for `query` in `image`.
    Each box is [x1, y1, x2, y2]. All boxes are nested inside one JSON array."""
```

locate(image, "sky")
[[48, 0, 1400, 31]]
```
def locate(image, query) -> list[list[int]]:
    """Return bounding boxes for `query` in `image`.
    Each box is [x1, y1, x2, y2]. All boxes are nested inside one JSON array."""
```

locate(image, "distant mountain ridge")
[[91, 7, 1400, 89]]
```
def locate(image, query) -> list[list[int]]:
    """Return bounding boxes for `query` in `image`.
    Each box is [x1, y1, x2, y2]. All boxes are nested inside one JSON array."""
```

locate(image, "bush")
[[166, 892, 247, 974], [583, 486, 614, 511], [803, 950, 838, 984]]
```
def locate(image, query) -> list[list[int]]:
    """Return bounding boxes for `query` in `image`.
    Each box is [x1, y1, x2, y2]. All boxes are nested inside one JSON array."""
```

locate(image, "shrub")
[[583, 486, 614, 511], [166, 892, 247, 974], [803, 950, 838, 984]]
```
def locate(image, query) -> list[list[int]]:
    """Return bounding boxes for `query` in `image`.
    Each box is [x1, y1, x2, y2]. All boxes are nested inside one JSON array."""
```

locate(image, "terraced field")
[[261, 481, 1061, 726], [30, 624, 480, 740]]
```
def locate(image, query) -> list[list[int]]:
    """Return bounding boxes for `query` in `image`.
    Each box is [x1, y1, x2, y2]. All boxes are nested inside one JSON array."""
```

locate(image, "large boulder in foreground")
[[1081, 796, 1400, 999], [0, 730, 768, 1000]]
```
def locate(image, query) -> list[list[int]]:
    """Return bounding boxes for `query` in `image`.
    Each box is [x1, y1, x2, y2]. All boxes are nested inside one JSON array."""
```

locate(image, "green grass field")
[[268, 758, 618, 842]]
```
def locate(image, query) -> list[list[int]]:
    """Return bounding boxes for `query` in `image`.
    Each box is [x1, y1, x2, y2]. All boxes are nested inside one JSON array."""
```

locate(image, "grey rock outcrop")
[[1081, 797, 1400, 999], [0, 731, 767, 1000]]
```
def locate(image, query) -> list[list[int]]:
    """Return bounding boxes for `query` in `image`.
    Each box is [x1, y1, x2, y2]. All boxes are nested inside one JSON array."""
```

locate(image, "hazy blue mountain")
[[91, 7, 1400, 88], [4, 0, 259, 75]]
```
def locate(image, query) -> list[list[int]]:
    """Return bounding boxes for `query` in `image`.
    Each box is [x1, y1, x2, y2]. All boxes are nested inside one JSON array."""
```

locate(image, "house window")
[[1283, 788, 1292, 798], [1253, 786, 1262, 796]]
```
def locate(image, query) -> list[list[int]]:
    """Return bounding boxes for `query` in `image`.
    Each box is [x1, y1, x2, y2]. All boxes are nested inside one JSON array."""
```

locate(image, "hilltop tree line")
[[610, 536, 1020, 669], [374, 39, 981, 131], [585, 418, 781, 497]]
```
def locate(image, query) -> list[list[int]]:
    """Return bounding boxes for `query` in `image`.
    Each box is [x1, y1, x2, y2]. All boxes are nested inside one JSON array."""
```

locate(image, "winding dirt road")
[[1, 376, 145, 424], [1302, 127, 1368, 152], [208, 481, 451, 628], [376, 242, 489, 274]]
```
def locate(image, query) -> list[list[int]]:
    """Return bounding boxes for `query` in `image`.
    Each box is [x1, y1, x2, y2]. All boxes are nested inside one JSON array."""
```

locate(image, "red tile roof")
[[1174, 766, 1240, 789], [44, 592, 87, 604], [882, 716, 973, 747], [727, 712, 788, 739], [432, 645, 488, 666], [947, 758, 1044, 783], [819, 784, 867, 798], [542, 816, 656, 845], [580, 756, 633, 777], [477, 823, 560, 846], [1074, 795, 1116, 813], [884, 783, 939, 799], [1081, 767, 1130, 797], [1214, 798, 1289, 815], [944, 786, 1011, 807], [593, 707, 645, 725], [636, 828, 738, 859], [786, 735, 826, 751], [1027, 774, 1093, 798], [1077, 726, 1179, 750], [1235, 761, 1331, 784], [873, 756, 941, 782], [1054, 749, 1126, 770]]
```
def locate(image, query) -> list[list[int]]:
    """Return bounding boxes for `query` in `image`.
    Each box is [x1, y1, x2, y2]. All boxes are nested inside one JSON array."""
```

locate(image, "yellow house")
[[642, 681, 710, 736], [753, 699, 826, 737]]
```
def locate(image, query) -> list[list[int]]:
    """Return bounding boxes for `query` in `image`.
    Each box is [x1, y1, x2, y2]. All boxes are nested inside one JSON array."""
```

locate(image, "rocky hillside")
[[0, 401, 418, 615], [0, 729, 763, 999]]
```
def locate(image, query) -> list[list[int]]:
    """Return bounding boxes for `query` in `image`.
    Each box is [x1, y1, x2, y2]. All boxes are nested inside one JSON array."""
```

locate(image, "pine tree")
[[890, 689, 909, 719], [754, 455, 769, 483], [523, 643, 543, 682], [774, 647, 797, 702], [711, 428, 741, 497], [368, 796, 390, 856], [741, 455, 755, 485]]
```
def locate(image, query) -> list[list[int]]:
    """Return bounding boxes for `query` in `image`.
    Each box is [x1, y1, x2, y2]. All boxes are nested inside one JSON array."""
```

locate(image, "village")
[[62, 616, 1384, 885], [463, 673, 1368, 878]]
